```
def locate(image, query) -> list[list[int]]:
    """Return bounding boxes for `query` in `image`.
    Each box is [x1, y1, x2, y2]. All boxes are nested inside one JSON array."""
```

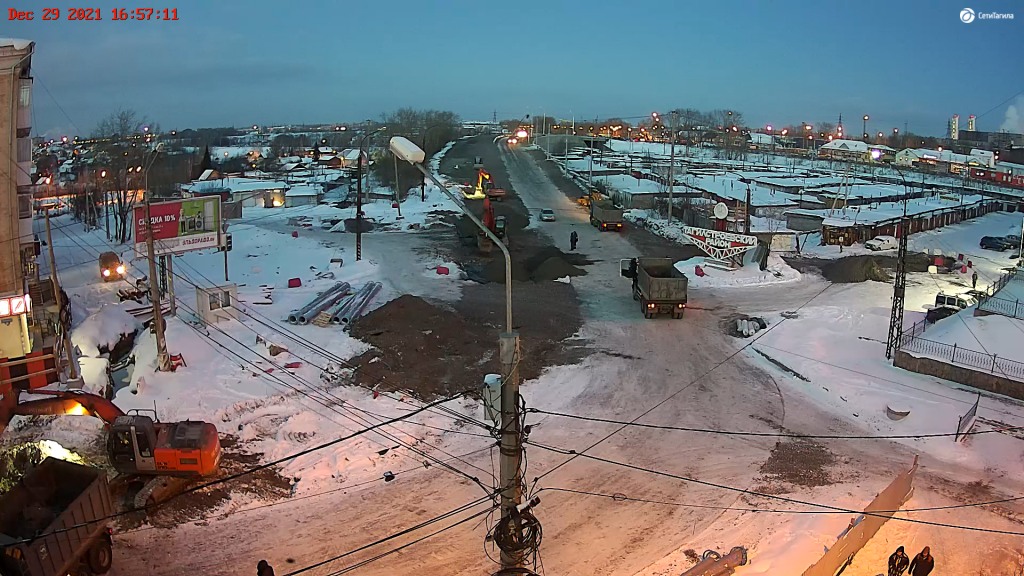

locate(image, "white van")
[[864, 235, 897, 251]]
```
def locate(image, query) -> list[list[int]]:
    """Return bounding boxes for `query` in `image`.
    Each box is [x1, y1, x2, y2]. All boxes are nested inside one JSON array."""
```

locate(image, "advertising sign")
[[682, 226, 758, 261], [0, 294, 31, 318], [134, 197, 221, 256]]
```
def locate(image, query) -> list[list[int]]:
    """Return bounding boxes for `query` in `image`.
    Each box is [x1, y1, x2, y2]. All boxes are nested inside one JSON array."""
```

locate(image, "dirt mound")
[[820, 256, 892, 283], [531, 257, 584, 282], [472, 245, 590, 283], [116, 436, 292, 529], [348, 295, 495, 398], [757, 440, 835, 491]]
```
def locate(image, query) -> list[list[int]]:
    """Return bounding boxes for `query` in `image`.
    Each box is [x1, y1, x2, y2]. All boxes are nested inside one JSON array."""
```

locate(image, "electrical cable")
[[54, 224, 495, 485], [527, 442, 1024, 537], [527, 408, 1024, 439], [4, 392, 471, 545], [321, 505, 497, 576], [119, 443, 497, 535], [279, 496, 496, 576], [537, 486, 1024, 515], [528, 280, 836, 493]]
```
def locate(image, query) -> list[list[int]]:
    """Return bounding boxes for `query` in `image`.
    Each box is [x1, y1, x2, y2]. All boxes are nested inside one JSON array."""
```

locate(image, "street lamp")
[[863, 115, 869, 140]]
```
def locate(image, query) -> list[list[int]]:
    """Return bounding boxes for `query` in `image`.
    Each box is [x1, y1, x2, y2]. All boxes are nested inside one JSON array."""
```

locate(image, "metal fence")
[[955, 393, 981, 442], [977, 268, 1022, 319], [899, 331, 1024, 381]]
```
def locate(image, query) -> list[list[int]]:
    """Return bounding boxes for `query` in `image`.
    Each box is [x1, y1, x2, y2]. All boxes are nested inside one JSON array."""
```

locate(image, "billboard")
[[134, 197, 221, 256], [681, 226, 758, 260]]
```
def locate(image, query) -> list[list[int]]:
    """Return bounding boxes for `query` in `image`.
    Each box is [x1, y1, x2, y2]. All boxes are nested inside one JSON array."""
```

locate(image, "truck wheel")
[[673, 311, 684, 319], [88, 538, 113, 574]]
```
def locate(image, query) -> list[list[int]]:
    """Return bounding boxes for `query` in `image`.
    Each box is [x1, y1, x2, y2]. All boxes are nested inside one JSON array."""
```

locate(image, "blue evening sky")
[[6, 0, 1023, 137]]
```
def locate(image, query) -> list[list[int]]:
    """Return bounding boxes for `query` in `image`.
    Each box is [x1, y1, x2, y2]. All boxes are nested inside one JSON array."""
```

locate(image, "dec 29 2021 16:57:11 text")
[[7, 8, 178, 20]]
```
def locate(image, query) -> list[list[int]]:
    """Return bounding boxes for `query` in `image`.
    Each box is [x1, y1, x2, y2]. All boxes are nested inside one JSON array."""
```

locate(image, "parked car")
[[864, 235, 897, 251], [540, 209, 556, 222], [980, 236, 1014, 251]]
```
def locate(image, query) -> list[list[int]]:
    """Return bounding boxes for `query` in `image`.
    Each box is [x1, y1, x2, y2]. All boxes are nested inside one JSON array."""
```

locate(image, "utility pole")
[[498, 331, 523, 570], [356, 146, 363, 262], [886, 175, 910, 360], [745, 185, 752, 235], [44, 208, 77, 379], [668, 110, 677, 222], [144, 193, 171, 371], [167, 254, 177, 317]]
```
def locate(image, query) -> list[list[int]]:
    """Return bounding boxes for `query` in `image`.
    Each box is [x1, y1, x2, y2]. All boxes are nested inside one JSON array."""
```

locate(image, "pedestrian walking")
[[257, 560, 276, 576], [908, 546, 934, 576], [629, 257, 638, 294], [972, 271, 978, 289], [570, 230, 579, 251], [888, 546, 910, 576]]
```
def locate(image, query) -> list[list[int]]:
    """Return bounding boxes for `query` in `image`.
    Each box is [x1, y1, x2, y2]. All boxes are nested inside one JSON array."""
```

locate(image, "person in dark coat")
[[257, 560, 275, 576], [908, 546, 934, 576], [628, 258, 638, 293], [972, 271, 978, 289], [570, 230, 579, 251], [888, 546, 909, 576]]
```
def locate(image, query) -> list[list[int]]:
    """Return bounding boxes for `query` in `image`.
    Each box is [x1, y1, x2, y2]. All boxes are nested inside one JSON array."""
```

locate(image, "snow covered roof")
[[748, 133, 775, 145], [317, 147, 334, 154], [0, 38, 33, 50], [341, 149, 365, 160], [785, 194, 989, 227], [286, 185, 321, 197], [198, 169, 217, 181], [184, 177, 288, 194], [899, 148, 988, 165], [280, 163, 305, 172]]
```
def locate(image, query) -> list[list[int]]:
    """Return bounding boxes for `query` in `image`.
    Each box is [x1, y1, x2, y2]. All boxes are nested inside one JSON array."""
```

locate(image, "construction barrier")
[[0, 348, 59, 391], [801, 456, 918, 576]]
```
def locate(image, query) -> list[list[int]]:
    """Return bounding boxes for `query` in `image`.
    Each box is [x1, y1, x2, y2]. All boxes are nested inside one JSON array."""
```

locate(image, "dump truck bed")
[[590, 201, 623, 230], [637, 258, 688, 302], [0, 458, 114, 576]]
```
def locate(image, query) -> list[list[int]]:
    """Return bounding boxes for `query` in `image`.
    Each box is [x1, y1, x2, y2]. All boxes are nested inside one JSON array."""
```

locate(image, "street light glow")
[[863, 115, 869, 121], [100, 170, 107, 177], [766, 125, 773, 132]]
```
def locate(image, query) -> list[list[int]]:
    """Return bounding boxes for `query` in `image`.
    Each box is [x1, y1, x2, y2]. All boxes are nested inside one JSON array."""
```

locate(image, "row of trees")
[[370, 108, 461, 195]]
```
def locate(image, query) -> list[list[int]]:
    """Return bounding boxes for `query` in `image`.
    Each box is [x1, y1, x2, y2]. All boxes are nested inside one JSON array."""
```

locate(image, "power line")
[[280, 496, 496, 576], [321, 502, 493, 573], [537, 486, 1024, 515], [529, 280, 835, 492], [4, 392, 471, 545], [527, 408, 1024, 439], [119, 443, 497, 535], [527, 442, 1024, 537], [34, 74, 83, 136]]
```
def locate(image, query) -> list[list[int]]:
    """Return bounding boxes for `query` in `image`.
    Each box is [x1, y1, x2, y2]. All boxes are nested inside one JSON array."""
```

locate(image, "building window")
[[18, 194, 31, 219], [19, 83, 30, 108], [16, 138, 30, 163], [209, 290, 231, 311]]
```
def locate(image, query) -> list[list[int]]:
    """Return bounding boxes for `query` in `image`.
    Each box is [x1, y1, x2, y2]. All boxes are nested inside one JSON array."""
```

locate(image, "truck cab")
[[99, 251, 125, 282]]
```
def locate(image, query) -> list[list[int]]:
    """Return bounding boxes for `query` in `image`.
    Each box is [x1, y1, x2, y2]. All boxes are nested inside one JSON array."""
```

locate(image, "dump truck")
[[0, 458, 115, 576], [590, 200, 623, 231], [621, 257, 688, 319]]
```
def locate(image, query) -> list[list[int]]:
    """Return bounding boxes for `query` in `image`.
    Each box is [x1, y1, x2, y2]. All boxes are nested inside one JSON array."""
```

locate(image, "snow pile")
[[327, 183, 461, 231], [675, 254, 801, 289], [70, 303, 142, 356]]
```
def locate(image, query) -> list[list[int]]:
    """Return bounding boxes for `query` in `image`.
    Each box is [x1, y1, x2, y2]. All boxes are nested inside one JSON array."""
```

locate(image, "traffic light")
[[225, 233, 233, 252]]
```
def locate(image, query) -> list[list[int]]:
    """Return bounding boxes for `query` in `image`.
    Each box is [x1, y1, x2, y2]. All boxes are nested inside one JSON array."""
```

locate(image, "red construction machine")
[[1, 357, 222, 506]]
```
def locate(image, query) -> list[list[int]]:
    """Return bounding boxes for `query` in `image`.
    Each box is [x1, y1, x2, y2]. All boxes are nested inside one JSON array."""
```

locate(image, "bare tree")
[[91, 108, 160, 243]]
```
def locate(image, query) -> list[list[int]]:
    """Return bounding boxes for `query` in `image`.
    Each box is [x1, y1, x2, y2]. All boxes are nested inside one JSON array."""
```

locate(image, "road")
[[108, 139, 1024, 576]]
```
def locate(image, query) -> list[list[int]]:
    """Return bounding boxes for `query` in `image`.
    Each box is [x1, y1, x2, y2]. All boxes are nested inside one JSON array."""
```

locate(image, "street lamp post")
[[863, 115, 869, 141], [390, 136, 521, 569], [356, 126, 386, 261]]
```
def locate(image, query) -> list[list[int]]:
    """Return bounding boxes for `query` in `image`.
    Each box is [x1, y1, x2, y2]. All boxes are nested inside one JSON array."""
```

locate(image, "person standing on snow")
[[908, 546, 934, 576], [972, 271, 979, 289], [888, 546, 909, 576], [570, 230, 579, 251]]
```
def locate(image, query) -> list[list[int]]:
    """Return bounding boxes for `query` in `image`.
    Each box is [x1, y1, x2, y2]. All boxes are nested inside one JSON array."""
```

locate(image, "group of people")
[[889, 546, 934, 576]]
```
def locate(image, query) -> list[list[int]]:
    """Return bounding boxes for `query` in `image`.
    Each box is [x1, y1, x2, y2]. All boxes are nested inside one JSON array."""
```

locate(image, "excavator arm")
[[1, 389, 125, 433]]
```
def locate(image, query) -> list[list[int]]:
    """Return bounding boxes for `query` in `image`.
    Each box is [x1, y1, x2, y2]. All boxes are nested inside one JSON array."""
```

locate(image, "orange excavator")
[[2, 381, 222, 495], [475, 168, 506, 201]]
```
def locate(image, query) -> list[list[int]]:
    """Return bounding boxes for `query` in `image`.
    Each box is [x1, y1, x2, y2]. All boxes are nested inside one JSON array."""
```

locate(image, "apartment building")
[[0, 38, 35, 357]]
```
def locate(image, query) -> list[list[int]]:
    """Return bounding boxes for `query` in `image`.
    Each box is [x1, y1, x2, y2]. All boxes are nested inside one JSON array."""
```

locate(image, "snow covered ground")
[[674, 254, 801, 289]]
